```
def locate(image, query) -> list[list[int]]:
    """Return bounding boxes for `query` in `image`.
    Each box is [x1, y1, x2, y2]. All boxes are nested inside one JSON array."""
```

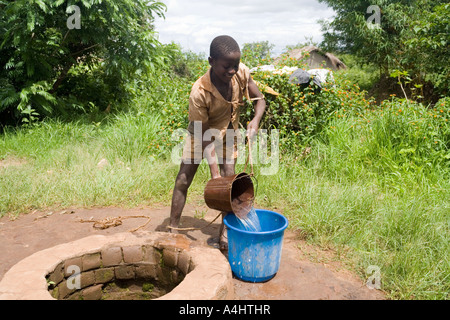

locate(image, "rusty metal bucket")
[[204, 172, 255, 219]]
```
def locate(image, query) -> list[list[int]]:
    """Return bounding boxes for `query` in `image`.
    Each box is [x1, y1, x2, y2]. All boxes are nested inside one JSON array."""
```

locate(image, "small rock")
[[97, 158, 109, 169]]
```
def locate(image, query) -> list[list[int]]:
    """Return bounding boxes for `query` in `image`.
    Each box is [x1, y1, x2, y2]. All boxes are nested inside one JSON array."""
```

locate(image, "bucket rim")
[[223, 209, 289, 235]]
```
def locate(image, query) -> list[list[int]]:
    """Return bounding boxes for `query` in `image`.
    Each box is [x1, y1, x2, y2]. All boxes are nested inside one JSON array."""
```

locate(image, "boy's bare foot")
[[219, 227, 228, 251], [219, 240, 228, 251]]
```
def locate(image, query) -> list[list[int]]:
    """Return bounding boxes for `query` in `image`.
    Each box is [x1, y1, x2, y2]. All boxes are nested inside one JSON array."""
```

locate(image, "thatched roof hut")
[[274, 45, 347, 71]]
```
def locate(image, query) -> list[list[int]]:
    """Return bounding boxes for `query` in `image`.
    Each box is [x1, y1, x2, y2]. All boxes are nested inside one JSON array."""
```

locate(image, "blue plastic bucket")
[[223, 209, 289, 282]]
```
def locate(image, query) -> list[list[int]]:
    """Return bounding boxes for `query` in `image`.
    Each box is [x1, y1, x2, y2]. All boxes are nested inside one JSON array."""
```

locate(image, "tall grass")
[[0, 114, 180, 214], [252, 99, 449, 299], [254, 152, 449, 299]]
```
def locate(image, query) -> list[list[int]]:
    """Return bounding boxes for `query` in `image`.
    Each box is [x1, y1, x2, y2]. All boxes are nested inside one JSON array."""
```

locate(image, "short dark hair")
[[210, 35, 240, 59]]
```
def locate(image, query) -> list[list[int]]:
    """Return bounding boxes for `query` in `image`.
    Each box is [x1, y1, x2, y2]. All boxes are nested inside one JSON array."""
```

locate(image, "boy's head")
[[210, 35, 240, 60], [209, 35, 241, 84]]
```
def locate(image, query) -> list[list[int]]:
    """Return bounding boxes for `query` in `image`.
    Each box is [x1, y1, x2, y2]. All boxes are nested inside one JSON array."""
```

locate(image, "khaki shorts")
[[181, 134, 238, 165]]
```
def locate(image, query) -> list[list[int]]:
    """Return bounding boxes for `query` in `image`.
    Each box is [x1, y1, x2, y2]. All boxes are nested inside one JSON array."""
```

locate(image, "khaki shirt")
[[187, 63, 251, 137]]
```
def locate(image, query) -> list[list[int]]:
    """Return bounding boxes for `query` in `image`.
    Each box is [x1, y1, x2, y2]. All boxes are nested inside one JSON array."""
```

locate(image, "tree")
[[241, 41, 275, 68], [0, 0, 169, 124], [319, 0, 449, 99], [404, 3, 449, 97]]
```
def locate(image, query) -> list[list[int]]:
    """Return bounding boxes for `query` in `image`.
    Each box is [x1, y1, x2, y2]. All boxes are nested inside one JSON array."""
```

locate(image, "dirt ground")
[[0, 204, 385, 300]]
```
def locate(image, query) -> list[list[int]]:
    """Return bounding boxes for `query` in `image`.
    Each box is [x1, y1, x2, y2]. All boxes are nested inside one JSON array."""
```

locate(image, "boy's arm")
[[247, 77, 266, 137]]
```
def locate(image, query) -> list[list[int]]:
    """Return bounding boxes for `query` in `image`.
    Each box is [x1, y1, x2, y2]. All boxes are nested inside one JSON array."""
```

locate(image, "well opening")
[[46, 244, 191, 300], [101, 278, 180, 300]]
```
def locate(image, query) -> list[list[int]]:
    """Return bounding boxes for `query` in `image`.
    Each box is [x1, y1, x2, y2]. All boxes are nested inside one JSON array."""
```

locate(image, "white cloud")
[[154, 0, 335, 56]]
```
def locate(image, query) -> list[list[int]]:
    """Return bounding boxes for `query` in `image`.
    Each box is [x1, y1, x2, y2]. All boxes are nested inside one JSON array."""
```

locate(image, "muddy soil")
[[0, 204, 385, 300], [101, 279, 179, 300]]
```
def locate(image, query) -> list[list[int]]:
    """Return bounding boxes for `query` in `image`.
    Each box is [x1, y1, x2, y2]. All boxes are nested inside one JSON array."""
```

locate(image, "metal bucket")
[[204, 172, 254, 219]]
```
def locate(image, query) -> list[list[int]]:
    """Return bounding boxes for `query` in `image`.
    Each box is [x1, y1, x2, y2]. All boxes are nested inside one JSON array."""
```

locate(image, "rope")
[[78, 215, 151, 232], [166, 211, 223, 232], [239, 122, 257, 177], [243, 136, 255, 177], [242, 127, 258, 205]]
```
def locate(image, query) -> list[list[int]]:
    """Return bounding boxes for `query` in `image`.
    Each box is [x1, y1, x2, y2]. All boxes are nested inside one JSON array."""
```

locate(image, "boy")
[[168, 35, 266, 250]]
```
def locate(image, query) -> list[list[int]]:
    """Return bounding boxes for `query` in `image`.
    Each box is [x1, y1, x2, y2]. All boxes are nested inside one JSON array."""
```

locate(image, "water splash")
[[236, 207, 261, 232]]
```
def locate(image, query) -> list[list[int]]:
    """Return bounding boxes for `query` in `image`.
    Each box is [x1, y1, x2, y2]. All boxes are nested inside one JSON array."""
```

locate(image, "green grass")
[[254, 153, 449, 299], [0, 115, 181, 214], [250, 104, 449, 299]]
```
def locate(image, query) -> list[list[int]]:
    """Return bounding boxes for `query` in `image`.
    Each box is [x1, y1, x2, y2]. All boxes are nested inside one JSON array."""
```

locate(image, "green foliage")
[[241, 41, 275, 69], [126, 58, 208, 159], [319, 0, 449, 99], [0, 0, 170, 123], [337, 54, 380, 91], [404, 3, 450, 96], [244, 69, 371, 150], [166, 43, 209, 80]]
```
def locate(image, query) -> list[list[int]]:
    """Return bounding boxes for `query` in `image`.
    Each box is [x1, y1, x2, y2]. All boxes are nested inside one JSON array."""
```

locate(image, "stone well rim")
[[0, 231, 234, 300]]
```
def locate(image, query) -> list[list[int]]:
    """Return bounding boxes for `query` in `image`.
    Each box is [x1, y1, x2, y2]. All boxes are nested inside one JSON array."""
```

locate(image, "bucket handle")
[[240, 131, 259, 206], [243, 126, 255, 177], [232, 172, 258, 207]]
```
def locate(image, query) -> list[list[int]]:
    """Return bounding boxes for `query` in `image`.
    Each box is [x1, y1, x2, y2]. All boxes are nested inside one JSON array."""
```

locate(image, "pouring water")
[[235, 207, 261, 232]]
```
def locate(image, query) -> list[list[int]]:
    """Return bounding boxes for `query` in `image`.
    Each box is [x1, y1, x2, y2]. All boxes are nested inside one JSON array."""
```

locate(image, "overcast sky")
[[153, 0, 335, 57]]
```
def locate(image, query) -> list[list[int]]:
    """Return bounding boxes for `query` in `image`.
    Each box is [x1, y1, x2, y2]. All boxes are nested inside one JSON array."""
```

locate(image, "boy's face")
[[209, 51, 241, 84]]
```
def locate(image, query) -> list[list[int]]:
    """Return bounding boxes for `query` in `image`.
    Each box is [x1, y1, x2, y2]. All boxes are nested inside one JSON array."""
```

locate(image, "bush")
[[244, 69, 372, 150], [0, 0, 169, 124], [337, 54, 380, 91], [241, 41, 275, 69]]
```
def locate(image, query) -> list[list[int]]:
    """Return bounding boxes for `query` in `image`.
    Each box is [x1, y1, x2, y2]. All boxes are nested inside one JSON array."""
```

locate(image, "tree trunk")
[[49, 62, 73, 94]]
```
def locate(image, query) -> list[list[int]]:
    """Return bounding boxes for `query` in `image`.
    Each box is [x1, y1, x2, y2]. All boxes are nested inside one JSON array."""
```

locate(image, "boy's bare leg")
[[169, 162, 200, 232]]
